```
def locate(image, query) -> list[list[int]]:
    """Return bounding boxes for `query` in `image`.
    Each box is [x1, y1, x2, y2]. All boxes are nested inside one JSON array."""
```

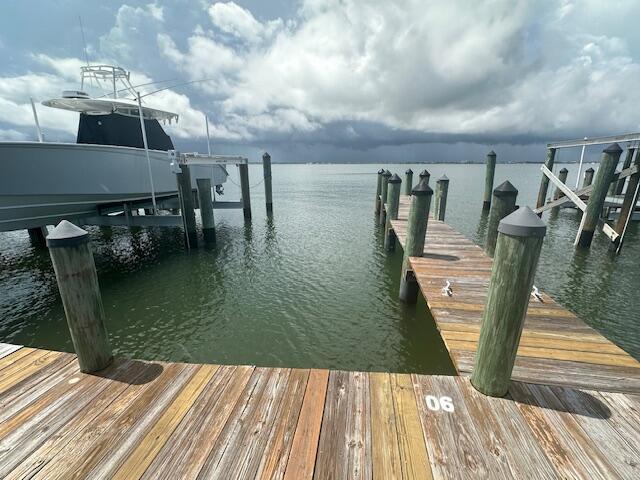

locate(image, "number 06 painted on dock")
[[425, 395, 454, 412]]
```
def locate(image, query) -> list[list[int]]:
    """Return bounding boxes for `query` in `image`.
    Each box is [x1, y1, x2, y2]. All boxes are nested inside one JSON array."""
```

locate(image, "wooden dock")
[[1, 343, 639, 478], [391, 195, 640, 393]]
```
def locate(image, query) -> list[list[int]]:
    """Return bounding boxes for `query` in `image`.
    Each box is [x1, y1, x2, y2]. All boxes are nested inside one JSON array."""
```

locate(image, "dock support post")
[[583, 167, 594, 188], [379, 170, 392, 225], [483, 151, 497, 210], [485, 181, 518, 257], [375, 169, 384, 214], [404, 169, 413, 195], [239, 163, 252, 220], [384, 174, 402, 251], [576, 143, 622, 247], [196, 178, 216, 244], [553, 168, 569, 201], [616, 148, 635, 195], [28, 226, 48, 248], [263, 152, 273, 214], [46, 221, 112, 373], [435, 175, 449, 221], [399, 179, 433, 303], [535, 147, 557, 215], [471, 207, 546, 397], [613, 147, 640, 249], [177, 164, 198, 248], [419, 169, 430, 186]]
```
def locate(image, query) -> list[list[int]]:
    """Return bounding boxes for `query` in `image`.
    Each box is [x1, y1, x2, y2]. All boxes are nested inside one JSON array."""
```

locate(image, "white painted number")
[[425, 395, 455, 412]]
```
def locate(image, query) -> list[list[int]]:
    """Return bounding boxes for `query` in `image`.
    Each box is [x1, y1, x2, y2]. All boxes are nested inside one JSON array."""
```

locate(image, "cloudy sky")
[[1, 0, 639, 162]]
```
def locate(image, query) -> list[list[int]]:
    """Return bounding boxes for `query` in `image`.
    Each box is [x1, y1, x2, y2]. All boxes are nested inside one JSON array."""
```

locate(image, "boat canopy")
[[41, 97, 179, 123]]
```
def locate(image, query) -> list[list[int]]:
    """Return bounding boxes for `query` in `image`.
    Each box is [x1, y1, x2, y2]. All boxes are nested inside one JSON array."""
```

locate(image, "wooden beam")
[[540, 165, 586, 211]]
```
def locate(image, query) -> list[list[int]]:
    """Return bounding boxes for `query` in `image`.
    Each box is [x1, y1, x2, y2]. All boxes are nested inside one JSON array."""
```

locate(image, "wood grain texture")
[[370, 372, 402, 479]]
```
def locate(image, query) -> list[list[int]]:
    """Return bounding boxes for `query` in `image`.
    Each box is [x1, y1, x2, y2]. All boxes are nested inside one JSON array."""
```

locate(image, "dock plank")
[[370, 372, 402, 479]]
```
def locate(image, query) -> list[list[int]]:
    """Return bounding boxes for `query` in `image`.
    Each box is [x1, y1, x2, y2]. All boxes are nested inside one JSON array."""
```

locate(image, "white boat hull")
[[0, 142, 228, 231]]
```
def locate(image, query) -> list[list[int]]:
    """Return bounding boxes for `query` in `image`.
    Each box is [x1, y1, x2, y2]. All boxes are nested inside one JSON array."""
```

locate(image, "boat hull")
[[0, 142, 228, 231]]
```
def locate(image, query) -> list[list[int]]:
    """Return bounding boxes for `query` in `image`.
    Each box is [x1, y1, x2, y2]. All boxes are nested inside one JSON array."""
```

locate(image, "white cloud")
[[0, 128, 29, 141]]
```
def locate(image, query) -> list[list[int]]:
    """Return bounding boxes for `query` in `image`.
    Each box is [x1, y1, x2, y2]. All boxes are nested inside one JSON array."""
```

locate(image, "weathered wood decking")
[[391, 195, 640, 393], [1, 343, 639, 479]]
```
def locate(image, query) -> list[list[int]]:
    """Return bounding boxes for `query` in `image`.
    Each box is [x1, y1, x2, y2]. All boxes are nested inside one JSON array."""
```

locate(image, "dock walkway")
[[391, 195, 640, 393], [1, 343, 639, 479]]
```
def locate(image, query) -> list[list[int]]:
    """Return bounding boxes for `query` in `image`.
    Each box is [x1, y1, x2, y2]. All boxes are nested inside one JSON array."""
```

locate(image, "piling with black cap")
[[46, 221, 112, 373], [239, 162, 252, 219], [535, 148, 556, 215], [375, 169, 385, 214], [434, 175, 449, 221], [485, 180, 518, 257], [263, 152, 273, 214], [471, 207, 546, 397], [577, 143, 623, 247], [483, 151, 497, 210], [196, 178, 216, 244], [177, 164, 198, 248], [379, 170, 392, 225], [384, 174, 402, 250], [399, 179, 433, 303], [583, 167, 595, 188], [404, 169, 413, 195], [419, 169, 430, 185]]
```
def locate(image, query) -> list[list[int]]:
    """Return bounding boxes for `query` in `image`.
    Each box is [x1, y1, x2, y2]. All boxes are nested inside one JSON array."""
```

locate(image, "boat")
[[0, 65, 228, 232]]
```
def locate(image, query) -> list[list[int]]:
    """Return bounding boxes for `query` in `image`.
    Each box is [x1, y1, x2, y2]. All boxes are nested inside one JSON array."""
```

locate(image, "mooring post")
[[470, 207, 546, 397], [483, 151, 497, 211], [583, 167, 595, 188], [379, 170, 392, 225], [262, 152, 273, 214], [28, 226, 48, 248], [384, 174, 402, 250], [196, 178, 216, 244], [239, 162, 252, 219], [435, 175, 449, 221], [535, 147, 557, 215], [614, 145, 640, 240], [616, 148, 635, 195], [177, 164, 198, 248], [576, 143, 623, 247], [399, 179, 433, 303], [553, 168, 569, 200], [404, 169, 413, 195], [375, 168, 385, 214], [419, 169, 430, 185], [46, 221, 113, 373], [485, 181, 518, 257]]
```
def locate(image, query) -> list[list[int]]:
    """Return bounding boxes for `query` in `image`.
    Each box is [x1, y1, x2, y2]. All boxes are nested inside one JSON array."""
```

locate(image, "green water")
[[1, 163, 638, 373]]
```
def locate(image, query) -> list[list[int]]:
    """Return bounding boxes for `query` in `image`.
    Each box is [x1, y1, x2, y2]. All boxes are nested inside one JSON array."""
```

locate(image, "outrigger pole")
[[137, 91, 158, 214]]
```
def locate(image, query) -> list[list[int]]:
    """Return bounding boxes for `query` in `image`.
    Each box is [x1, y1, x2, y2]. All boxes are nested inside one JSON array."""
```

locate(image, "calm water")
[[0, 163, 638, 374]]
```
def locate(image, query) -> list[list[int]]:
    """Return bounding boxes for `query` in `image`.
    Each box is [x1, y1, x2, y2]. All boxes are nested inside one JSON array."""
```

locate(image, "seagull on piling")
[[441, 280, 453, 297], [531, 285, 543, 302]]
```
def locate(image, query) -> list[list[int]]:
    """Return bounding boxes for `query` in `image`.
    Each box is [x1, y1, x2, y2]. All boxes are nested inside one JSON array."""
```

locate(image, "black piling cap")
[[405, 168, 413, 174], [46, 220, 90, 248], [498, 206, 547, 238], [559, 167, 568, 174], [263, 152, 271, 159], [383, 170, 392, 177], [437, 174, 449, 183], [493, 180, 518, 197], [378, 168, 385, 174], [388, 174, 402, 183], [412, 178, 433, 196], [419, 169, 430, 178], [585, 167, 595, 173], [604, 143, 622, 154], [488, 150, 496, 157]]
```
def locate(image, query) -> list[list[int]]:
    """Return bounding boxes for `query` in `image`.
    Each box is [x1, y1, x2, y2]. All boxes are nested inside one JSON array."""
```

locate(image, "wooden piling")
[[239, 163, 252, 219], [435, 175, 449, 221], [482, 151, 497, 210], [177, 164, 198, 248], [196, 178, 216, 244], [471, 207, 546, 397], [384, 174, 402, 251], [27, 226, 48, 248], [553, 168, 569, 200], [419, 169, 430, 185], [263, 152, 273, 214], [616, 148, 635, 195], [399, 179, 433, 303], [379, 170, 392, 225], [576, 143, 622, 247], [614, 146, 640, 240], [46, 221, 112, 373], [535, 148, 556, 216], [485, 180, 518, 258], [583, 167, 595, 188], [404, 169, 413, 195], [375, 169, 384, 214]]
